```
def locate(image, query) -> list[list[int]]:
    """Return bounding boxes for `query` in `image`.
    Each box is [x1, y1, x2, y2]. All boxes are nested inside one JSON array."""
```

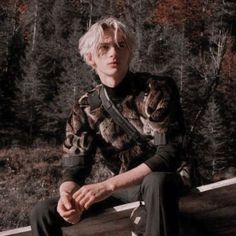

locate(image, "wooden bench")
[[1, 177, 236, 236]]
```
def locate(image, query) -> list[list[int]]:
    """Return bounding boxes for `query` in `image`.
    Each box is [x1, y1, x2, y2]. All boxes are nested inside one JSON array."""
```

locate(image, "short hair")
[[79, 16, 135, 64]]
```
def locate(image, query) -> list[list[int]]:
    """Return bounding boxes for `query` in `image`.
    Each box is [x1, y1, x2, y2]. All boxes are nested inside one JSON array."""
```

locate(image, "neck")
[[98, 71, 128, 88], [103, 72, 132, 101]]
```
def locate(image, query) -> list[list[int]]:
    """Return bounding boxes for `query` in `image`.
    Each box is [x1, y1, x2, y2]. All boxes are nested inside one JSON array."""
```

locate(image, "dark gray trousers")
[[30, 172, 181, 236]]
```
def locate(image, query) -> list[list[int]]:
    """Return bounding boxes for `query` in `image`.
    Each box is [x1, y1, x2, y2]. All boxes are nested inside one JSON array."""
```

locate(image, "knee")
[[30, 199, 55, 223], [142, 172, 169, 187], [141, 172, 177, 194]]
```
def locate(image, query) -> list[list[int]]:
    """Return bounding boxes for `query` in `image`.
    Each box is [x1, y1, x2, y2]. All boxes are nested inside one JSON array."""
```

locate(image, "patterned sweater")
[[62, 72, 185, 185]]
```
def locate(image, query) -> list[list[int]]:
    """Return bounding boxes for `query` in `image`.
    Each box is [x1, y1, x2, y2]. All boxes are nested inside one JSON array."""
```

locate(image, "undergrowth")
[[0, 146, 62, 231]]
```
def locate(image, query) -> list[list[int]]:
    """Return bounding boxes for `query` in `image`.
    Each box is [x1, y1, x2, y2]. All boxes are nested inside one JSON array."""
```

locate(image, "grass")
[[0, 145, 235, 232], [0, 146, 63, 231]]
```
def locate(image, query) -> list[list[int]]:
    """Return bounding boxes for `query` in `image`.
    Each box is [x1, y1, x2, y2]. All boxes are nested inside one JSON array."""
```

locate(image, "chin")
[[99, 69, 128, 87], [106, 80, 119, 88]]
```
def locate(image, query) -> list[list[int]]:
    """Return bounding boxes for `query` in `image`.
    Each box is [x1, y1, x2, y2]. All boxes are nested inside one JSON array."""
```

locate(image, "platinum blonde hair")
[[79, 16, 135, 64]]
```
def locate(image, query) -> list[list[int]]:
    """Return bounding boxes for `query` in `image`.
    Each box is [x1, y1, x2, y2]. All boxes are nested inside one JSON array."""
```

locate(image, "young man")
[[30, 17, 185, 236]]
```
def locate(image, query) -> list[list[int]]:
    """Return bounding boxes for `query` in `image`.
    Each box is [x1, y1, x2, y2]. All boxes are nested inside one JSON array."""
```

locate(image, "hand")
[[73, 182, 114, 209], [57, 192, 84, 224]]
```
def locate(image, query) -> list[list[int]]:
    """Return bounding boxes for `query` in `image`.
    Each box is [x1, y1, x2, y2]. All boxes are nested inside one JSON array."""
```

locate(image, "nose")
[[108, 45, 118, 57]]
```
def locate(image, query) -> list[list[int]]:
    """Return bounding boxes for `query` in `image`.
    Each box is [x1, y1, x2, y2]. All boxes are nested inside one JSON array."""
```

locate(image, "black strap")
[[99, 86, 159, 148], [62, 155, 84, 167]]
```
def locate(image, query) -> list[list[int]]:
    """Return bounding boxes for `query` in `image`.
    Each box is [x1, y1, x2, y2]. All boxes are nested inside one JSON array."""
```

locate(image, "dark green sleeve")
[[61, 97, 95, 185], [144, 77, 185, 171]]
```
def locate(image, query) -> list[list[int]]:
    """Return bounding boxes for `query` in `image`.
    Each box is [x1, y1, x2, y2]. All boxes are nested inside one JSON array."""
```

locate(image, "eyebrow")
[[99, 40, 125, 46], [99, 42, 110, 46]]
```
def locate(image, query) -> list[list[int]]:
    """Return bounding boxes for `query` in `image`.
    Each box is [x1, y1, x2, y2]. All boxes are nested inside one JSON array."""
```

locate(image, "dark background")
[[0, 0, 236, 231]]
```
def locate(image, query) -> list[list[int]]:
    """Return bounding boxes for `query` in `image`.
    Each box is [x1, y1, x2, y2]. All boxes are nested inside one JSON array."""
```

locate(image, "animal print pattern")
[[62, 72, 184, 185]]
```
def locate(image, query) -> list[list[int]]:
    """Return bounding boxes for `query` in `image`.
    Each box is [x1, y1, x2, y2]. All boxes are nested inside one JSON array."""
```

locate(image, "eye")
[[99, 45, 109, 51], [118, 42, 126, 48], [98, 44, 110, 55]]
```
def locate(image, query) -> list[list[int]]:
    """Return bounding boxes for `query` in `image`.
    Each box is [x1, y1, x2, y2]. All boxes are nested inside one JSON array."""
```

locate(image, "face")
[[89, 28, 131, 88]]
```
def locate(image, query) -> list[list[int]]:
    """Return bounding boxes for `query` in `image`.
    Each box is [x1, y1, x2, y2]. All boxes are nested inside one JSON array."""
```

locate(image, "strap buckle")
[[154, 132, 167, 145]]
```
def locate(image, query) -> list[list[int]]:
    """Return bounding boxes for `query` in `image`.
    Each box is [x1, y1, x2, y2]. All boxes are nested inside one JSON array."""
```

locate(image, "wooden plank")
[[63, 177, 236, 236], [180, 181, 236, 236], [1, 177, 236, 236], [0, 227, 31, 236], [62, 208, 133, 236], [106, 201, 140, 213], [200, 206, 236, 236], [180, 183, 236, 214], [196, 177, 236, 192]]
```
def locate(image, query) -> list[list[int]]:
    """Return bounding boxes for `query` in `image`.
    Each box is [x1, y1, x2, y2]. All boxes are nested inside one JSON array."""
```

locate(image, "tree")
[[14, 0, 56, 144], [0, 2, 12, 127], [197, 98, 229, 182], [38, 0, 91, 142], [0, 1, 26, 146], [15, 52, 44, 144]]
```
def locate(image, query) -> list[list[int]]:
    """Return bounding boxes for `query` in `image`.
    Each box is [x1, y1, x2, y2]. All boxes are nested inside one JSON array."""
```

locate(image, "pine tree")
[[198, 98, 228, 182], [217, 44, 236, 173], [0, 1, 25, 146], [14, 0, 56, 144], [15, 51, 44, 144], [0, 2, 11, 127], [40, 0, 92, 142]]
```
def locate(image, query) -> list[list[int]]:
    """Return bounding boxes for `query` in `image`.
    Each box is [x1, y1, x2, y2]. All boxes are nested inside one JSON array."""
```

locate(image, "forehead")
[[100, 28, 125, 43]]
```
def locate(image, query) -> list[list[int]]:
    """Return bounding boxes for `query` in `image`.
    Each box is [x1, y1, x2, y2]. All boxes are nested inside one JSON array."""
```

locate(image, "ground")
[[0, 146, 62, 231]]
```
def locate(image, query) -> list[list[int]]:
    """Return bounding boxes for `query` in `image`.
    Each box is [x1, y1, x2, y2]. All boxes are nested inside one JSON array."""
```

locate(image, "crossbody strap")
[[99, 85, 155, 148]]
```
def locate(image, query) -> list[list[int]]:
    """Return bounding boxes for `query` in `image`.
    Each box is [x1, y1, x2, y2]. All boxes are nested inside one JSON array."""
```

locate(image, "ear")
[[85, 53, 96, 68]]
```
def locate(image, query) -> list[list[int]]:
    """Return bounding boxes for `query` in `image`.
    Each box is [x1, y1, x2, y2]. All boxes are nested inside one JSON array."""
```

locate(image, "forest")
[[0, 0, 236, 231]]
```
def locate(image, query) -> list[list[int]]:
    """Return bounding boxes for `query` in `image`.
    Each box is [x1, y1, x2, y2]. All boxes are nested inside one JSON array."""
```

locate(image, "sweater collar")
[[102, 71, 133, 101]]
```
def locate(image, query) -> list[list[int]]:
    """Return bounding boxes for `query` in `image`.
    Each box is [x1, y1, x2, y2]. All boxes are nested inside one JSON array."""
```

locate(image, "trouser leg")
[[113, 172, 180, 236], [30, 196, 123, 236], [141, 172, 180, 236], [112, 185, 140, 203], [30, 197, 69, 236], [30, 172, 180, 236]]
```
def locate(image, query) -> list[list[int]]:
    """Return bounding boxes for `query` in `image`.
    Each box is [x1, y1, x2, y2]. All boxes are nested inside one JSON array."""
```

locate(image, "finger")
[[59, 208, 76, 218], [74, 190, 90, 204], [61, 195, 72, 210], [73, 187, 86, 200], [83, 195, 96, 209], [72, 186, 85, 198], [57, 207, 76, 218], [57, 199, 67, 213], [80, 194, 96, 209], [74, 201, 85, 212], [63, 205, 84, 224], [57, 199, 76, 218], [74, 191, 87, 205], [66, 212, 82, 224]]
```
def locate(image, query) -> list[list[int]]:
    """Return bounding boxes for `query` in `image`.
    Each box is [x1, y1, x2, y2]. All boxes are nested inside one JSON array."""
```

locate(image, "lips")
[[108, 60, 119, 66]]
